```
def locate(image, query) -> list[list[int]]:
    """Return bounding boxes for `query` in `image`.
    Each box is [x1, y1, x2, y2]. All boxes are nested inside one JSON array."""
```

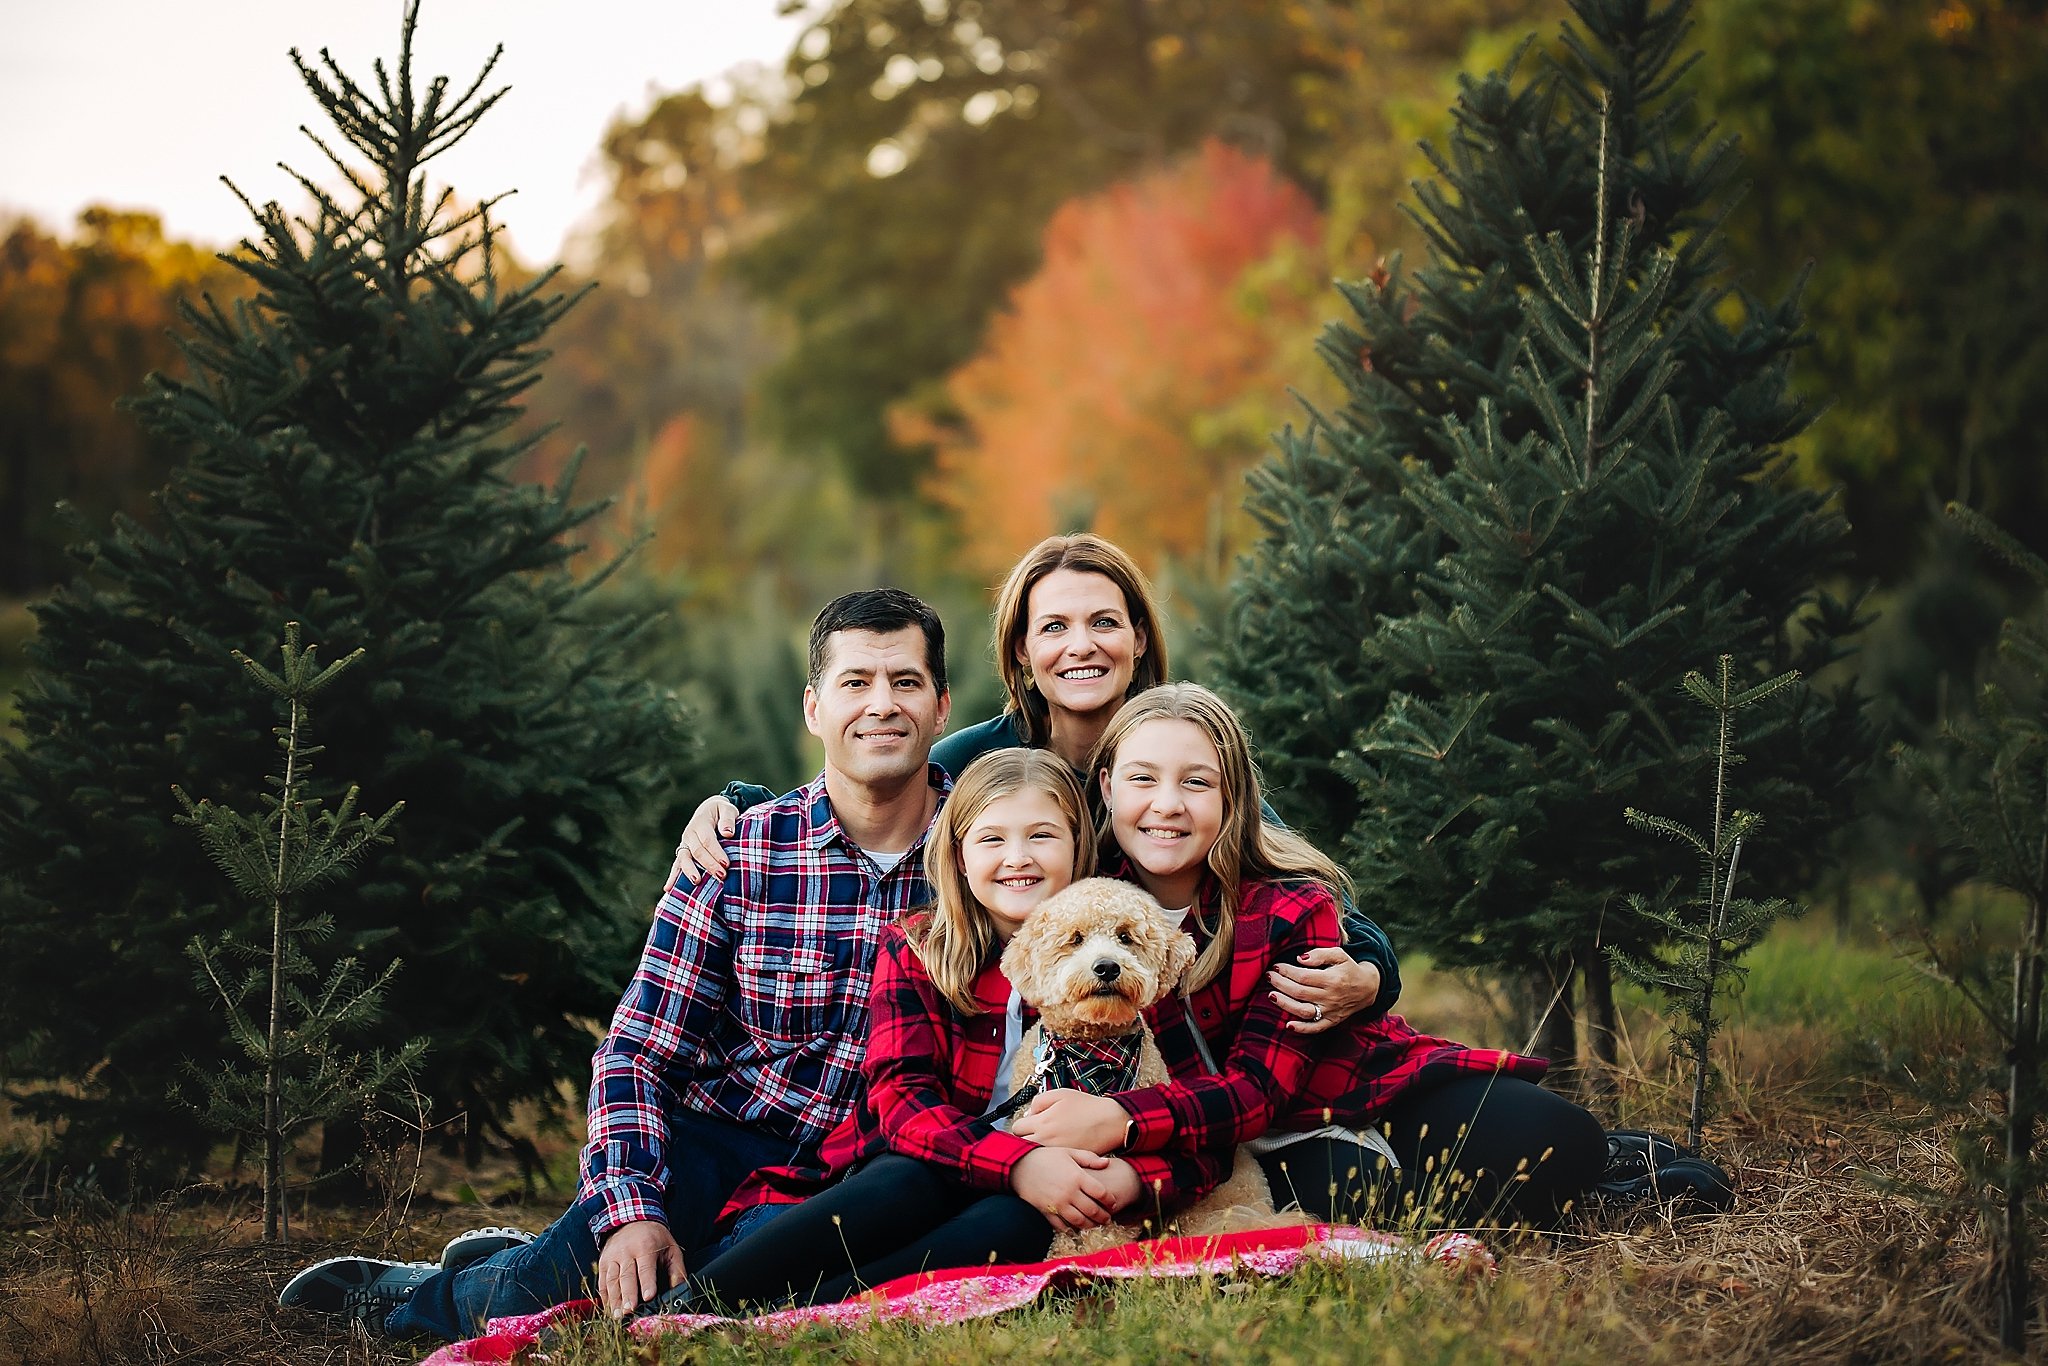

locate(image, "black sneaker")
[[1601, 1128, 1691, 1184], [1594, 1151, 1737, 1213], [439, 1225, 536, 1272], [277, 1256, 438, 1334]]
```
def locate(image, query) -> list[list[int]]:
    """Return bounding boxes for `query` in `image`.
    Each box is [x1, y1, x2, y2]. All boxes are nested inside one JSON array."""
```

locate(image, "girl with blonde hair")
[[1011, 684, 1608, 1229]]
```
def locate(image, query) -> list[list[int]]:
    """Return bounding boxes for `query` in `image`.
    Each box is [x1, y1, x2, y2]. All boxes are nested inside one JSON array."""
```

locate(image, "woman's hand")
[[667, 794, 741, 888], [1011, 1088, 1129, 1154], [1010, 1147, 1118, 1230], [1267, 947, 1381, 1034]]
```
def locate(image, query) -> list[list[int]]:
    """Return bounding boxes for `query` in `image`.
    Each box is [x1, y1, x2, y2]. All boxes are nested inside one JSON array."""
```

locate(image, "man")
[[279, 588, 993, 1338]]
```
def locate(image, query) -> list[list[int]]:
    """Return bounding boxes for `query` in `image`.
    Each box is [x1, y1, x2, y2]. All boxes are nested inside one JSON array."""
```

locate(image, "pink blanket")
[[418, 1224, 1491, 1364]]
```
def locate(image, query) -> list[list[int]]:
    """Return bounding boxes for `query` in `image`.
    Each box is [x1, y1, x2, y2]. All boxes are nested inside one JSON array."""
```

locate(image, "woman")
[[669, 533, 1394, 1032]]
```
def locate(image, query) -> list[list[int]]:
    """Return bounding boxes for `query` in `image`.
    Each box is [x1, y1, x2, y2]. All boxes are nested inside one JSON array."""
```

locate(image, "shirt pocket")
[[734, 940, 860, 1048]]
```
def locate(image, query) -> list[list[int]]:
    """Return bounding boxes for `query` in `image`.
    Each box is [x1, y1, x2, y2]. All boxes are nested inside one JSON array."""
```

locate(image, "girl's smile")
[[961, 788, 1080, 941], [1102, 717, 1225, 909]]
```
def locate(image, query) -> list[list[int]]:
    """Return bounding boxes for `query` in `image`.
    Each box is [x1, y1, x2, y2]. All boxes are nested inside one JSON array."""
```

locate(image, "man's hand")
[[1010, 1147, 1118, 1230], [1011, 1088, 1130, 1154], [667, 794, 741, 888], [597, 1219, 686, 1317], [1268, 948, 1381, 1034]]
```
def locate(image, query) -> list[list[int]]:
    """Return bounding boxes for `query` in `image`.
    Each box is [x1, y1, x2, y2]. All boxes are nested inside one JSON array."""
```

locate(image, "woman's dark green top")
[[722, 711, 1402, 1016]]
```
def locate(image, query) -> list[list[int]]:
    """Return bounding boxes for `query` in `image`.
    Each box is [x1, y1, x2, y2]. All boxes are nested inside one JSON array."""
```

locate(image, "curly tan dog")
[[999, 877, 1289, 1255]]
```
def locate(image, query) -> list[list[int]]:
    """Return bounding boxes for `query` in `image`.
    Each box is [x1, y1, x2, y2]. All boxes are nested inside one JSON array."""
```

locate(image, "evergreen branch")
[[1949, 503, 2048, 589]]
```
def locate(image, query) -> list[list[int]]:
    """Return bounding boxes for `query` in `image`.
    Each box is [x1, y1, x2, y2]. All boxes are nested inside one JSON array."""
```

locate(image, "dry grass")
[[0, 940, 2036, 1365]]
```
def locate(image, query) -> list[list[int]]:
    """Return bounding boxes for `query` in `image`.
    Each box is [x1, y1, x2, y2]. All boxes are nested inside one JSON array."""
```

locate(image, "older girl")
[[1013, 685, 1607, 1228]]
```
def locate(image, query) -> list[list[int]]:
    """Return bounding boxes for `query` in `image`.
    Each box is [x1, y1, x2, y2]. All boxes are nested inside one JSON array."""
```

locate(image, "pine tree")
[[175, 623, 417, 1243], [1218, 0, 1865, 1072], [1894, 504, 2048, 1355], [0, 4, 688, 1179], [1609, 655, 1802, 1150]]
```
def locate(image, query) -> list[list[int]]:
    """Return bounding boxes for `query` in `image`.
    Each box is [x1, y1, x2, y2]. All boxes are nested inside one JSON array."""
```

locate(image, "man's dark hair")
[[807, 588, 948, 694]]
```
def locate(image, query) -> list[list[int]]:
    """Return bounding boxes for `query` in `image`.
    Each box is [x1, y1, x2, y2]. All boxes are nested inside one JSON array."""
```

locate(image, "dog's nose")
[[1092, 959, 1121, 983]]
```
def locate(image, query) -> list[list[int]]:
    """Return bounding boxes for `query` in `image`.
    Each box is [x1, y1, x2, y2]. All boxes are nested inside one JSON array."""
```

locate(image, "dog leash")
[[969, 1034, 1060, 1131]]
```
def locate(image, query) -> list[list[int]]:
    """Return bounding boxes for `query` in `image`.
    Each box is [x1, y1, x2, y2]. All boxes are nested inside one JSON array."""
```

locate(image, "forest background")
[[4, 0, 2048, 1227], [2, 1, 2047, 1360], [14, 0, 2045, 779]]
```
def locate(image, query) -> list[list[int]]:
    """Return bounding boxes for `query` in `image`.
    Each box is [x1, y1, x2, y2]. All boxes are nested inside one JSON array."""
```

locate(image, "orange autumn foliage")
[[908, 139, 1325, 582]]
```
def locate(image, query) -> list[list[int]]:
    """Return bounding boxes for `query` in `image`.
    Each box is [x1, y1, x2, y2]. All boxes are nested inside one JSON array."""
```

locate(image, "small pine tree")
[[0, 3, 689, 1178], [1895, 504, 2048, 1355], [1609, 656, 1801, 1151], [1219, 0, 1864, 1074], [174, 623, 419, 1243]]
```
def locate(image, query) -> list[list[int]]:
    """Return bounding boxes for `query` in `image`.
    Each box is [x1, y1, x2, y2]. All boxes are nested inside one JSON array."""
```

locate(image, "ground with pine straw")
[[0, 912, 2031, 1364]]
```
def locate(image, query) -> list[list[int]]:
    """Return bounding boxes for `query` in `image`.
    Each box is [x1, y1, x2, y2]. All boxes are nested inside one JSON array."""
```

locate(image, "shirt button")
[[1200, 1009, 1215, 1020]]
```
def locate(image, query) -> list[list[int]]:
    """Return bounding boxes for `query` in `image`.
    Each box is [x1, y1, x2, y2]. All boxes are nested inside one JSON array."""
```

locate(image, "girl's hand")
[[1010, 1147, 1118, 1230], [1098, 1157, 1144, 1213], [667, 795, 741, 888], [1268, 948, 1381, 1034], [1011, 1088, 1130, 1153]]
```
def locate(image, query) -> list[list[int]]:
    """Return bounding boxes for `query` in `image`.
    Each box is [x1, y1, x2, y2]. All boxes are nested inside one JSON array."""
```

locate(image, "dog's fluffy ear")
[[1114, 882, 1196, 991], [1159, 922, 1198, 990], [1000, 891, 1059, 1002], [998, 931, 1035, 1003]]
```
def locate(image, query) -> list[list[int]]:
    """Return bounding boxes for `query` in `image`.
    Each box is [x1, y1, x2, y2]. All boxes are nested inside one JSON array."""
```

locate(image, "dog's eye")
[[1068, 932, 1085, 948], [1116, 930, 1135, 946]]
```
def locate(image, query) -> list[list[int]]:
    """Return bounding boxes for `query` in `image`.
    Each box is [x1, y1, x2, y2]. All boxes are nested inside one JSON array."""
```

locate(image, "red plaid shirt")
[[725, 919, 1231, 1220], [577, 768, 946, 1239], [1123, 873, 1546, 1155]]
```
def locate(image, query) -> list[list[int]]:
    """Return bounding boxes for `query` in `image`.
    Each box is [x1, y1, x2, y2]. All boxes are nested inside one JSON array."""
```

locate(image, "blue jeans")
[[386, 1110, 800, 1342]]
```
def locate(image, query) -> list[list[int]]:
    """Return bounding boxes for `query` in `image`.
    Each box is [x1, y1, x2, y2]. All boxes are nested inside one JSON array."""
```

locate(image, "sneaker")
[[1594, 1152, 1737, 1212], [277, 1256, 438, 1334], [1601, 1128, 1691, 1184], [439, 1225, 536, 1272]]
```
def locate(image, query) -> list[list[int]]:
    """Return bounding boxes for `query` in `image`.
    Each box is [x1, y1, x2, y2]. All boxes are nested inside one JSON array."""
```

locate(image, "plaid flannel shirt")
[[1115, 874, 1342, 1156], [725, 920, 1232, 1221], [576, 766, 948, 1240], [1121, 872, 1547, 1156]]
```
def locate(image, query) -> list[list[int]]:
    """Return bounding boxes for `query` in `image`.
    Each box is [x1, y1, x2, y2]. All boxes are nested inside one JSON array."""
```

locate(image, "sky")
[[0, 0, 809, 266]]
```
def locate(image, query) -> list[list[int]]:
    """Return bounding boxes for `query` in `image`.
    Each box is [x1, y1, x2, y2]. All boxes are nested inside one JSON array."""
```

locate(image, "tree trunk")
[[1525, 960, 1578, 1091], [1582, 949, 1619, 1090], [1999, 861, 2048, 1351]]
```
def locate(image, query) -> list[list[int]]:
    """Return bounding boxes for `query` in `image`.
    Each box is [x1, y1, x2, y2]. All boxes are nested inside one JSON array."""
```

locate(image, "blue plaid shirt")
[[578, 765, 948, 1238]]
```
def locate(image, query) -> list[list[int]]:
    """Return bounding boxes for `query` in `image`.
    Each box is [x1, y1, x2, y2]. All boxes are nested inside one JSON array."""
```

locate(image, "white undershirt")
[[866, 848, 908, 876], [987, 987, 1026, 1130]]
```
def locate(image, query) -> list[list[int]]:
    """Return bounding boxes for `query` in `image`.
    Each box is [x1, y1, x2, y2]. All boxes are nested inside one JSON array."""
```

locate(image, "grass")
[[0, 905, 2035, 1364]]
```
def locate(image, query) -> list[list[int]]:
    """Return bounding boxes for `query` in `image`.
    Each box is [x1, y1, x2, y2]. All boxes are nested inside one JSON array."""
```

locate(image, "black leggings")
[[1256, 1075, 1605, 1230], [687, 1155, 1053, 1309]]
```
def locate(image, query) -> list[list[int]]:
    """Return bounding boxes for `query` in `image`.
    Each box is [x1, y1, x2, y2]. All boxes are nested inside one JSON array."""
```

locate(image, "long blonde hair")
[[991, 534, 1168, 747], [1090, 684, 1349, 992], [914, 749, 1097, 1015]]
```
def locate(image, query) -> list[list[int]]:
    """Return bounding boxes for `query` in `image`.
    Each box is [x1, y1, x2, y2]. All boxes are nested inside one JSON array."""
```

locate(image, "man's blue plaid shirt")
[[577, 764, 948, 1238]]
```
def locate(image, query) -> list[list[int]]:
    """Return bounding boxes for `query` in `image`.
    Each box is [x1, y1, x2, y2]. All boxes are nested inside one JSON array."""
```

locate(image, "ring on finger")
[[1310, 1003, 1324, 1022]]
